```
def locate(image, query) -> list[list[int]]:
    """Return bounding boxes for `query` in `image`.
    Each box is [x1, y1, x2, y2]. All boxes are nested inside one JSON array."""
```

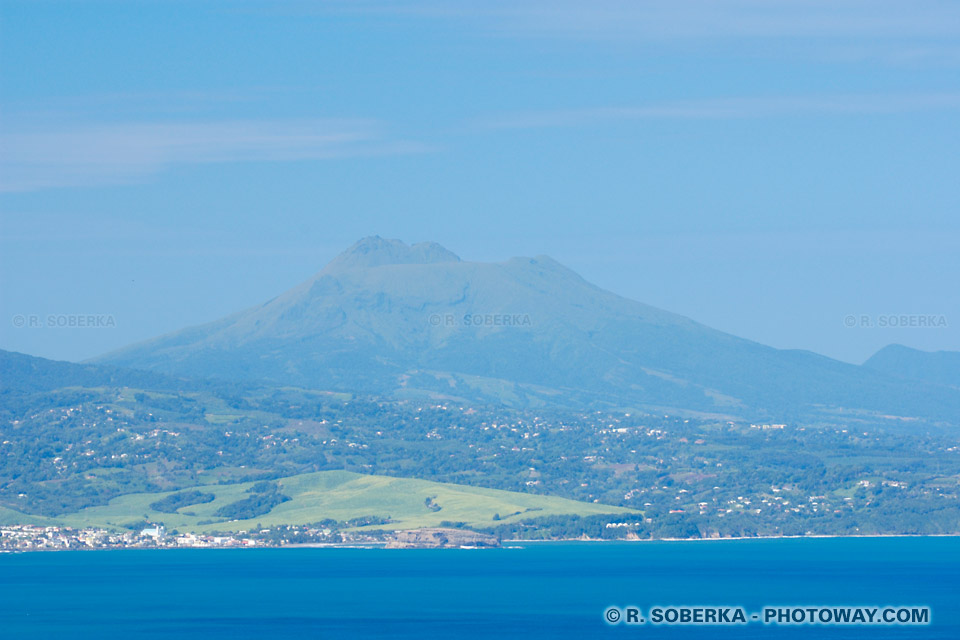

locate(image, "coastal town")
[[0, 523, 377, 552], [0, 524, 500, 552]]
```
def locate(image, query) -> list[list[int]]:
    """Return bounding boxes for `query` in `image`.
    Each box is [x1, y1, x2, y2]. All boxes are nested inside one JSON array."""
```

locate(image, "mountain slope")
[[864, 344, 960, 390], [93, 237, 960, 424]]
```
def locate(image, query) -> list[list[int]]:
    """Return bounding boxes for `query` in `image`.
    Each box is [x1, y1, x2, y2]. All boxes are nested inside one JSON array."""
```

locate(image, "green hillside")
[[0, 506, 55, 527], [46, 470, 635, 533]]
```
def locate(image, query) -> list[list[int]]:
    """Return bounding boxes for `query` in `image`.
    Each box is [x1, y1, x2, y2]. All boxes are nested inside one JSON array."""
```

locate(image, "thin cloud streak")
[[483, 0, 960, 41], [478, 93, 960, 130], [0, 118, 434, 192], [290, 1, 960, 66], [294, 0, 960, 40]]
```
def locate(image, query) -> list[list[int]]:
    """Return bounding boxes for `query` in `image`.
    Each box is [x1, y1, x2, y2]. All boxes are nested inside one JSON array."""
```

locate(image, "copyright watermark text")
[[11, 314, 117, 329], [843, 314, 947, 329], [428, 313, 532, 327], [604, 605, 930, 626]]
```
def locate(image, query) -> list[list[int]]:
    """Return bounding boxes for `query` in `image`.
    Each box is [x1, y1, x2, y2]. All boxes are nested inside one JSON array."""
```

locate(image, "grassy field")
[[0, 506, 55, 526], [33, 471, 636, 533]]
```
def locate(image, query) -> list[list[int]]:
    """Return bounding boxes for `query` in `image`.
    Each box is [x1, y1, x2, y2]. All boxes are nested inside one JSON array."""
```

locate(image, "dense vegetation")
[[149, 490, 215, 514], [213, 482, 290, 520], [1, 375, 958, 538]]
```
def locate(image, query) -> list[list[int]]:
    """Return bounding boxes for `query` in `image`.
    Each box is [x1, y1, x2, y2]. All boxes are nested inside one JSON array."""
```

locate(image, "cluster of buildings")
[[0, 523, 389, 553], [0, 524, 263, 552]]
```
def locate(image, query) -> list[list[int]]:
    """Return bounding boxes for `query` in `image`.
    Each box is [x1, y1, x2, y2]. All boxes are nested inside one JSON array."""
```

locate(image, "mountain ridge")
[[864, 344, 960, 390]]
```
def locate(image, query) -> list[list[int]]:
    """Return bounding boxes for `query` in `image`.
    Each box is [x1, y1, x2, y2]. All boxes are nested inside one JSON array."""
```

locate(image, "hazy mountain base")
[[92, 237, 960, 425]]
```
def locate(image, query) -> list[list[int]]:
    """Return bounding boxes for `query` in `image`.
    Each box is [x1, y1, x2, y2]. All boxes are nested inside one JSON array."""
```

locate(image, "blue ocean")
[[1, 537, 956, 639]]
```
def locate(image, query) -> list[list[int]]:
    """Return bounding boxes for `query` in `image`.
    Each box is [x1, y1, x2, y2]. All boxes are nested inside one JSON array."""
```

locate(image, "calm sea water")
[[0, 537, 957, 639]]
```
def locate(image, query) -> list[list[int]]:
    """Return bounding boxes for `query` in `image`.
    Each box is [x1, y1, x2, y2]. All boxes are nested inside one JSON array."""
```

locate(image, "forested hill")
[[1, 349, 190, 394]]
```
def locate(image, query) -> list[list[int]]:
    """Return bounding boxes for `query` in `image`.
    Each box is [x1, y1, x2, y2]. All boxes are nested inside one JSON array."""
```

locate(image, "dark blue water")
[[1, 538, 957, 638]]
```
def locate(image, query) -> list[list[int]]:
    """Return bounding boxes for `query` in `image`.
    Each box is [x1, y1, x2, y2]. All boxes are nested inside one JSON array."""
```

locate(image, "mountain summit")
[[94, 238, 960, 424], [325, 236, 461, 271]]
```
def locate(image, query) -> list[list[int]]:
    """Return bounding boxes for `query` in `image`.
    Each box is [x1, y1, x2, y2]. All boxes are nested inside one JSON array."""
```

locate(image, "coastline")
[[510, 532, 960, 543], [4, 531, 960, 554]]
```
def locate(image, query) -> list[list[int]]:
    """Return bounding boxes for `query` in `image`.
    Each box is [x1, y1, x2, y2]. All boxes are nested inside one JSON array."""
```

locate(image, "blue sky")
[[1, 0, 958, 363]]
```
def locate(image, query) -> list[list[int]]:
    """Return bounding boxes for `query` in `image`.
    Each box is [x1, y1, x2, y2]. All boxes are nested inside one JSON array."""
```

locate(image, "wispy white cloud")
[[480, 0, 960, 40], [477, 93, 960, 130], [300, 0, 960, 39], [295, 0, 960, 65], [0, 118, 433, 192]]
